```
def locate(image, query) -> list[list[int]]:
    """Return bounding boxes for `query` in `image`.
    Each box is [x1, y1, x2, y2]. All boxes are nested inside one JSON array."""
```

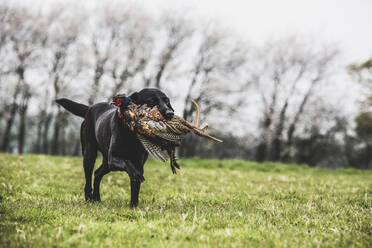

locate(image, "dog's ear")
[[130, 92, 139, 103]]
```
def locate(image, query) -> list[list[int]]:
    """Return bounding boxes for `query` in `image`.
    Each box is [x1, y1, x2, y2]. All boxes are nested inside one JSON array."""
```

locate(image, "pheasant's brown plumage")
[[115, 98, 222, 174]]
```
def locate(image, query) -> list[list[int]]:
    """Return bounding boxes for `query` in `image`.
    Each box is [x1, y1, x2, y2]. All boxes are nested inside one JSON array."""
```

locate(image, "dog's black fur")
[[56, 88, 175, 208]]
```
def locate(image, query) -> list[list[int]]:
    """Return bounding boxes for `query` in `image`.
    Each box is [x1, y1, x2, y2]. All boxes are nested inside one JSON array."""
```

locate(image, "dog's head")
[[129, 88, 174, 120]]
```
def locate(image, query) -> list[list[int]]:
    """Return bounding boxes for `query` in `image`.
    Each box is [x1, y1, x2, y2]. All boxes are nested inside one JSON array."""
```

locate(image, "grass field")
[[0, 153, 371, 247]]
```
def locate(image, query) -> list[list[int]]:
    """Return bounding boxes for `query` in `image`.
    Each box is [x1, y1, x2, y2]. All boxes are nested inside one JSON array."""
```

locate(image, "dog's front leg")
[[112, 157, 145, 183], [124, 160, 145, 183], [110, 157, 144, 208], [109, 154, 144, 181], [108, 136, 145, 182]]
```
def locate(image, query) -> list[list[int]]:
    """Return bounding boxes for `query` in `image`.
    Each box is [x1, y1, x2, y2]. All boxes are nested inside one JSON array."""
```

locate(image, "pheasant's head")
[[111, 94, 132, 109]]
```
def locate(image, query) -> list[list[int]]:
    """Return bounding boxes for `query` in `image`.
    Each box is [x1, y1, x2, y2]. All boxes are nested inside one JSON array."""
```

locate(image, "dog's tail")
[[55, 98, 89, 118]]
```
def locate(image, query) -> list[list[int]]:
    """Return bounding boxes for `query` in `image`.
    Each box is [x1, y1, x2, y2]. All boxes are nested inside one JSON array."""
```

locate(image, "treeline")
[[0, 2, 370, 169]]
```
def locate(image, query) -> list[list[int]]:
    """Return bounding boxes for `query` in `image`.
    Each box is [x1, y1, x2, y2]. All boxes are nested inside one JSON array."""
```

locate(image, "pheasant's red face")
[[112, 96, 123, 107], [148, 108, 165, 121]]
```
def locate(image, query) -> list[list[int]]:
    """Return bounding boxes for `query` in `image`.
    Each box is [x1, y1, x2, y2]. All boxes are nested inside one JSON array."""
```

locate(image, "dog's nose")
[[164, 110, 174, 119]]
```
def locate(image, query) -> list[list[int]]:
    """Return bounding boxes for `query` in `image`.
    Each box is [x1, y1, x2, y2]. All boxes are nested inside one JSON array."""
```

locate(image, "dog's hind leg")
[[127, 160, 144, 208], [92, 158, 110, 202], [83, 152, 97, 201], [81, 120, 98, 202]]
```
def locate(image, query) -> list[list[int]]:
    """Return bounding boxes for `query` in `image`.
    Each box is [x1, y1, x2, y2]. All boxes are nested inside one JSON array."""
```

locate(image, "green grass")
[[0, 153, 371, 247]]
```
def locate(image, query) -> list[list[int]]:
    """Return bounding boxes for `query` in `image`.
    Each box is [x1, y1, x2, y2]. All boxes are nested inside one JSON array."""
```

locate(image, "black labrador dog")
[[56, 88, 175, 208]]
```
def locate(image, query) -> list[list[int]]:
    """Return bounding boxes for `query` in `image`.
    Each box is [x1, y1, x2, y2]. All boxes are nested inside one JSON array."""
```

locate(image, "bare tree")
[[349, 59, 372, 86], [0, 1, 359, 170], [0, 4, 11, 74], [86, 6, 124, 105], [179, 27, 247, 156], [143, 14, 193, 88], [282, 50, 338, 160], [1, 7, 46, 153], [107, 11, 153, 96], [42, 8, 82, 155], [182, 27, 247, 121], [250, 37, 338, 161], [0, 4, 15, 149], [348, 58, 372, 168]]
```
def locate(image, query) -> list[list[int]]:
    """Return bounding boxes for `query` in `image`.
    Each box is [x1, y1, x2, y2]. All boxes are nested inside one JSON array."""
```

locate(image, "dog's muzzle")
[[164, 110, 174, 119]]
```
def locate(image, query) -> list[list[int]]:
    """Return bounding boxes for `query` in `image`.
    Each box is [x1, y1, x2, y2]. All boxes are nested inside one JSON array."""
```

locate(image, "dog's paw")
[[85, 191, 93, 202], [130, 201, 139, 209], [91, 194, 101, 202]]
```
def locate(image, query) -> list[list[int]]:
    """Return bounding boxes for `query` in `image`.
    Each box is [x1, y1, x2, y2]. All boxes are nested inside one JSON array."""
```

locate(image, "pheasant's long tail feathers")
[[186, 99, 222, 143], [191, 128, 223, 143], [189, 98, 200, 127], [179, 118, 222, 143]]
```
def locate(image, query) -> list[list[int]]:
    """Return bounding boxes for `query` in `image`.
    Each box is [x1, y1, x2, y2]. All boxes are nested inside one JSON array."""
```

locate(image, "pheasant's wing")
[[137, 134, 169, 162], [155, 132, 185, 143], [146, 120, 187, 143]]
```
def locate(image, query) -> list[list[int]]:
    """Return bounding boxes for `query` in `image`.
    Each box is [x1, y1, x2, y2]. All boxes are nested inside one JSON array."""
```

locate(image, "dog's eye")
[[150, 98, 158, 105]]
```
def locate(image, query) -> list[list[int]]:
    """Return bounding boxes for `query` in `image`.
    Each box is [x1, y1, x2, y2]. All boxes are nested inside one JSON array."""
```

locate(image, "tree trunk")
[[256, 142, 267, 162], [17, 89, 30, 154], [1, 80, 21, 152], [73, 137, 80, 156], [282, 84, 316, 160], [42, 114, 52, 154], [270, 101, 288, 161], [144, 77, 151, 88], [34, 111, 46, 153], [89, 65, 104, 105], [1, 102, 17, 152], [256, 79, 279, 162], [51, 112, 60, 155], [255, 113, 272, 162], [18, 104, 28, 154], [270, 138, 281, 161], [60, 128, 66, 155], [35, 119, 43, 153], [154, 64, 165, 89], [363, 143, 372, 169]]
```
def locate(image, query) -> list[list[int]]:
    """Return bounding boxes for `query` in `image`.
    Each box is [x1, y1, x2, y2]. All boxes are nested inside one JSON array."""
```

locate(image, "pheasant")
[[111, 94, 222, 174]]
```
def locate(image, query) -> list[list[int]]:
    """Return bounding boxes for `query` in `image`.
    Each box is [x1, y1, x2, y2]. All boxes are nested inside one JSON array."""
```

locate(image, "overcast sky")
[[25, 0, 372, 64], [135, 0, 372, 64]]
